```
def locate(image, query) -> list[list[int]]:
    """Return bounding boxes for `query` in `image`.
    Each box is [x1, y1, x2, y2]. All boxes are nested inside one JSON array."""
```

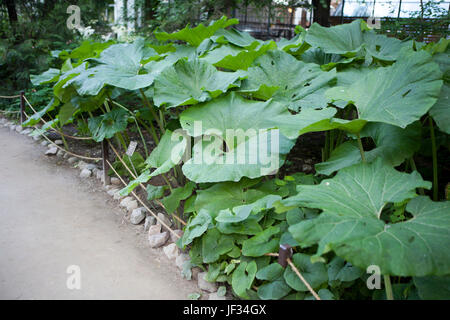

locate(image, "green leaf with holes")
[[65, 38, 158, 95], [286, 161, 450, 276], [326, 50, 443, 128], [153, 59, 246, 108], [239, 50, 336, 111]]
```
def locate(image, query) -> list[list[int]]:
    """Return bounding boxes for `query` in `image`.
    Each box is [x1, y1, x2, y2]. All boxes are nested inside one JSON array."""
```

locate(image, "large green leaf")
[[326, 50, 443, 128], [211, 28, 258, 48], [182, 129, 294, 183], [194, 179, 279, 218], [179, 93, 296, 182], [23, 98, 59, 127], [58, 102, 77, 125], [327, 256, 364, 285], [429, 83, 450, 134], [257, 276, 292, 300], [241, 226, 280, 257], [181, 209, 212, 247], [239, 50, 336, 111], [31, 68, 60, 86], [256, 263, 291, 300], [231, 260, 257, 299], [65, 38, 158, 96], [414, 276, 450, 300], [68, 40, 115, 61], [155, 16, 238, 46], [363, 31, 408, 61], [88, 108, 128, 142], [287, 161, 450, 276], [316, 122, 422, 175], [153, 59, 246, 108], [300, 48, 360, 71], [120, 129, 187, 195], [200, 41, 276, 71], [215, 194, 281, 223], [305, 20, 364, 56], [429, 51, 450, 134], [283, 253, 328, 291], [161, 181, 196, 214], [201, 228, 234, 263]]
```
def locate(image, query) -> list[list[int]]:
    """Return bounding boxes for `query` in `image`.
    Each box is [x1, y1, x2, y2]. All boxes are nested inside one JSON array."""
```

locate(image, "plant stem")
[[323, 132, 330, 161], [329, 129, 335, 156], [356, 133, 366, 162], [384, 275, 394, 300], [162, 174, 173, 192], [429, 117, 438, 201], [134, 119, 149, 158], [139, 89, 165, 134]]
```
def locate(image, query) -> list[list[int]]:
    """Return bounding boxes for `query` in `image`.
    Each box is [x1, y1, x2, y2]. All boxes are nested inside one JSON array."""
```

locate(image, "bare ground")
[[0, 125, 199, 300]]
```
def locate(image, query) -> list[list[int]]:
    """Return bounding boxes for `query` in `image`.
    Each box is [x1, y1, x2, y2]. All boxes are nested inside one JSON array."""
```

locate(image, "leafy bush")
[[29, 17, 450, 300]]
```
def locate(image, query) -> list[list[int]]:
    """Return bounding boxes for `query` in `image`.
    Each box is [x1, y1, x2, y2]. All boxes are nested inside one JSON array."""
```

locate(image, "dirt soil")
[[0, 125, 199, 299]]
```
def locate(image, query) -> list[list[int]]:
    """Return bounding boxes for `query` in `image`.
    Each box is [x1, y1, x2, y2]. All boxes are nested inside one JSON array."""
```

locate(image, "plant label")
[[126, 141, 138, 156]]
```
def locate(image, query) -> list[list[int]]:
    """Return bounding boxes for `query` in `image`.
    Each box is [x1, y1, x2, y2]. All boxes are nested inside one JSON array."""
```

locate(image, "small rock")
[[176, 253, 190, 270], [107, 188, 119, 196], [96, 170, 104, 180], [32, 135, 41, 141], [170, 229, 183, 243], [54, 139, 63, 145], [119, 197, 133, 208], [15, 125, 23, 133], [304, 158, 313, 164], [113, 191, 124, 200], [56, 150, 65, 157], [67, 157, 78, 164], [21, 128, 32, 135], [148, 232, 169, 248], [144, 215, 156, 231], [208, 292, 226, 300], [41, 140, 49, 146], [148, 224, 162, 236], [78, 161, 98, 171], [45, 147, 58, 156], [104, 184, 114, 191], [163, 243, 179, 260], [111, 177, 121, 185], [197, 272, 217, 293], [63, 153, 69, 159], [80, 168, 92, 179], [130, 207, 147, 225], [125, 198, 139, 211], [302, 164, 313, 172], [157, 212, 172, 229]]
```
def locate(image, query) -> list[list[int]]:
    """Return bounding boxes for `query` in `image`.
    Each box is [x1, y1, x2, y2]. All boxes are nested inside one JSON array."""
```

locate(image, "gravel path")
[[0, 126, 197, 299]]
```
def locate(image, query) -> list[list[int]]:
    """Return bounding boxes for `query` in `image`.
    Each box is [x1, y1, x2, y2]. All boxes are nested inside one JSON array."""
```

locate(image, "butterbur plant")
[[29, 17, 450, 300]]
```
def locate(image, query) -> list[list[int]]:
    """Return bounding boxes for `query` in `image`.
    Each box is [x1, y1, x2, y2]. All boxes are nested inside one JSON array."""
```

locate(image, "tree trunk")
[[3, 0, 18, 27], [312, 0, 330, 26], [145, 0, 160, 21]]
